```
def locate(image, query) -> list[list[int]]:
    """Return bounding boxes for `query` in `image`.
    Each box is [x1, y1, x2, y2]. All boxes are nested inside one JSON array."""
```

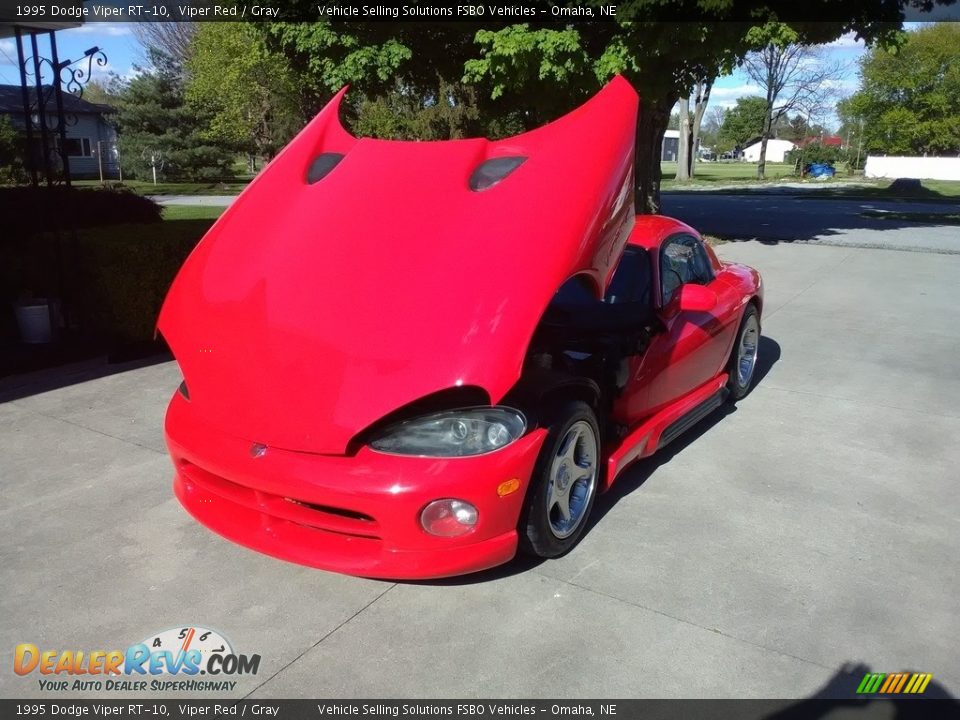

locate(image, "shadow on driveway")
[[763, 662, 957, 718], [662, 191, 960, 248], [415, 336, 781, 587], [0, 349, 172, 403]]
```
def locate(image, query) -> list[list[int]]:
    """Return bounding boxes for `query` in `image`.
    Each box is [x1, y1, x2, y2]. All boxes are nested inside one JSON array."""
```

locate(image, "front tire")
[[519, 401, 601, 558], [727, 303, 760, 401]]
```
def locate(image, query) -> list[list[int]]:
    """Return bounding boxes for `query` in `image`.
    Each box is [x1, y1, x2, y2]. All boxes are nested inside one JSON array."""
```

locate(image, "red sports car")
[[159, 76, 763, 579]]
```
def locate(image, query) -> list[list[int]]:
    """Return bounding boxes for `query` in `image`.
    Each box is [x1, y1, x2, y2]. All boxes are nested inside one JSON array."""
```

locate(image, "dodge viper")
[[159, 76, 763, 579]]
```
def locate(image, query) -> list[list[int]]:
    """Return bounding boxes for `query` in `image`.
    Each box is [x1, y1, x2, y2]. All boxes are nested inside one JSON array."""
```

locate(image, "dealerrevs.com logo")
[[14, 626, 261, 692]]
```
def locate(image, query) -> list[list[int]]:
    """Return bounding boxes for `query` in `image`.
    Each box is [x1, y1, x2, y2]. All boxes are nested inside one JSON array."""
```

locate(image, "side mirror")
[[677, 284, 717, 313]]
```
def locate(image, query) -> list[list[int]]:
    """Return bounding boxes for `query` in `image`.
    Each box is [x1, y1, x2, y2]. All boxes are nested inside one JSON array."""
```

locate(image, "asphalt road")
[[2, 238, 958, 701], [662, 192, 960, 254]]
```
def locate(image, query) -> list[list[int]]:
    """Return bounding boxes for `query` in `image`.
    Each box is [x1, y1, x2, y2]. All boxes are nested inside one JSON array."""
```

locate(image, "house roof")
[[798, 135, 843, 147], [0, 84, 114, 116], [0, 22, 81, 40]]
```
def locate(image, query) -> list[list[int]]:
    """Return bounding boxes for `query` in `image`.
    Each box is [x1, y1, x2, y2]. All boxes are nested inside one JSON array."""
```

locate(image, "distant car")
[[719, 151, 736, 160], [159, 77, 764, 579]]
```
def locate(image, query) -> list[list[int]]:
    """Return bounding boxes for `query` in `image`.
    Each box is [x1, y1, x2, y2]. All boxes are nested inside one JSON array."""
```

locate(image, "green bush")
[[0, 187, 162, 237], [76, 221, 207, 342], [1, 214, 212, 344], [839, 147, 866, 172], [785, 141, 842, 167], [0, 116, 29, 184]]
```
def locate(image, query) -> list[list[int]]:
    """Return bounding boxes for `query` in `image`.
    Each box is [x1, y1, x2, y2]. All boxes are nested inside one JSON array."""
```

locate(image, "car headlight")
[[369, 407, 526, 457]]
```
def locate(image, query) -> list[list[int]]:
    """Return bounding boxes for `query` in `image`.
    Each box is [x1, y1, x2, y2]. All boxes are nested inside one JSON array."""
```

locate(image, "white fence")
[[864, 156, 960, 181]]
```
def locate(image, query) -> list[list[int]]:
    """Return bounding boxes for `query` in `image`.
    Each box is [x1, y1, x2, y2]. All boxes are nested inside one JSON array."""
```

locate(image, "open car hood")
[[158, 76, 639, 454]]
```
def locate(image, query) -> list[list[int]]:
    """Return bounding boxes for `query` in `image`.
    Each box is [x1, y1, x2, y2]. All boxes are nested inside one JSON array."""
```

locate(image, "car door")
[[617, 233, 740, 422]]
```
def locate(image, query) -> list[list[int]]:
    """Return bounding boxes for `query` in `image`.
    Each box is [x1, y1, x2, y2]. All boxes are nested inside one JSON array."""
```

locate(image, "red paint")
[[160, 77, 763, 579], [158, 78, 638, 455]]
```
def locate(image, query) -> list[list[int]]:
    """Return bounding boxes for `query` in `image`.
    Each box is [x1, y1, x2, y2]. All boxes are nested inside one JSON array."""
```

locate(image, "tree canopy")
[[115, 50, 233, 182], [841, 22, 960, 156], [119, 2, 952, 207], [718, 96, 768, 152], [186, 23, 301, 159]]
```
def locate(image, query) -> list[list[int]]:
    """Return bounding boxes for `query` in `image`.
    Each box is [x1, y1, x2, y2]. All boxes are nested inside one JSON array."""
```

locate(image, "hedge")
[[1, 216, 214, 345], [0, 186, 162, 237]]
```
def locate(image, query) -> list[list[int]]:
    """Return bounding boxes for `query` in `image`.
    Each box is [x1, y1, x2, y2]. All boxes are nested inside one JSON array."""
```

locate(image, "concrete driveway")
[[2, 241, 958, 700]]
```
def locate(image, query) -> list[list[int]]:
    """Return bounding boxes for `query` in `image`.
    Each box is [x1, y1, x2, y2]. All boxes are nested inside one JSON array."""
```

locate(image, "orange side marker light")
[[497, 478, 521, 497]]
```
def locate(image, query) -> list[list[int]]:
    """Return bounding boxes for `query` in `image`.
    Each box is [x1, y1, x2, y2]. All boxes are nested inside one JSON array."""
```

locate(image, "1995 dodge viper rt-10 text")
[[159, 75, 763, 579]]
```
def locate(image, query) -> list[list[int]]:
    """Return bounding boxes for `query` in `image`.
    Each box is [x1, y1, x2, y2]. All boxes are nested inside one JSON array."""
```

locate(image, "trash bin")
[[14, 300, 53, 344]]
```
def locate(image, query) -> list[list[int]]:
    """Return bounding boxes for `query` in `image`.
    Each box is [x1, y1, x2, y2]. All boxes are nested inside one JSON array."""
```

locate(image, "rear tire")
[[519, 401, 601, 558], [727, 304, 760, 401]]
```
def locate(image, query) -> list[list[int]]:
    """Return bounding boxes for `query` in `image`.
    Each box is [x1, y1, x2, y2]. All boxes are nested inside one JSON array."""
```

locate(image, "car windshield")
[[554, 246, 652, 308], [603, 246, 652, 305]]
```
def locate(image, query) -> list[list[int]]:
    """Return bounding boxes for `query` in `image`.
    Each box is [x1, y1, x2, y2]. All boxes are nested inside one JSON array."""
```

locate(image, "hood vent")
[[306, 153, 345, 184], [469, 156, 526, 191]]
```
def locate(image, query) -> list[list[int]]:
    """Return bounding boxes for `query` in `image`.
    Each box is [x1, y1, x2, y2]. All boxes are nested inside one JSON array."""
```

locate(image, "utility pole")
[[855, 117, 864, 171]]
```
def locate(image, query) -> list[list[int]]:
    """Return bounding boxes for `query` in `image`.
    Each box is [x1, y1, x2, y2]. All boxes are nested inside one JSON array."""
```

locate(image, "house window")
[[60, 138, 92, 157]]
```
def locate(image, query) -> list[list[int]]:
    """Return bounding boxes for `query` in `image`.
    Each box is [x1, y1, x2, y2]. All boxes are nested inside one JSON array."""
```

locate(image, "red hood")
[[158, 77, 639, 453]]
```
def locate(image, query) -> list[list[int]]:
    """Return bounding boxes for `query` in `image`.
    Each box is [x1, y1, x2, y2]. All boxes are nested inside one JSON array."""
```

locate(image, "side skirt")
[[658, 387, 728, 450], [603, 373, 729, 490]]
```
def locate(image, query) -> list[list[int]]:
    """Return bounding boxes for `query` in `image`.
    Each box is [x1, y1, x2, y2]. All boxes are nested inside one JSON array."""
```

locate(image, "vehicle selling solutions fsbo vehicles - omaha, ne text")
[[159, 76, 764, 579]]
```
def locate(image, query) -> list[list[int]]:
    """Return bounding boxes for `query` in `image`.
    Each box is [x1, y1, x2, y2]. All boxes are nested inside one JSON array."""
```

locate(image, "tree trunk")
[[757, 111, 772, 180], [635, 95, 675, 215], [675, 95, 690, 181], [689, 80, 712, 179], [757, 69, 776, 180]]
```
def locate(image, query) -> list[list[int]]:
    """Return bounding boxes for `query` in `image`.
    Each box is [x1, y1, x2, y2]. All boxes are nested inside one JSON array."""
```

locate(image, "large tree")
[[675, 78, 713, 180], [186, 23, 301, 163], [843, 22, 960, 156], [718, 96, 769, 153], [254, 20, 487, 124], [253, 2, 942, 213], [460, 10, 910, 212], [741, 27, 843, 178], [115, 50, 233, 182], [132, 17, 197, 70]]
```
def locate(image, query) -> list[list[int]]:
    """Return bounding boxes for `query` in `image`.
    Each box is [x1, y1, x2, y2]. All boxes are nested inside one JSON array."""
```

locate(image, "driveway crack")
[[763, 249, 854, 321], [539, 571, 831, 671], [241, 583, 397, 698], [9, 402, 166, 455]]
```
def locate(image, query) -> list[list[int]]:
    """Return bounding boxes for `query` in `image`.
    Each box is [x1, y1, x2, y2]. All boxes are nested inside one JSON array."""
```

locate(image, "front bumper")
[[165, 393, 547, 579]]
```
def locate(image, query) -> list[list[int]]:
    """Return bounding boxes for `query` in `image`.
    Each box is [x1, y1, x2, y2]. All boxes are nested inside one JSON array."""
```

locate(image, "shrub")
[[785, 141, 842, 167], [0, 217, 212, 343], [0, 187, 161, 237], [0, 116, 29, 184], [77, 221, 206, 342]]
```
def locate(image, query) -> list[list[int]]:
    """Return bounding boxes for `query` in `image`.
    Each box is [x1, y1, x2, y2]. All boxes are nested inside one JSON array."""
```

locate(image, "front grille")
[[178, 460, 381, 539]]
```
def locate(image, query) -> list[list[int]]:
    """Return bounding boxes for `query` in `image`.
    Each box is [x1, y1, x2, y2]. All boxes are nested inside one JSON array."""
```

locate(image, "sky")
[[0, 22, 872, 129]]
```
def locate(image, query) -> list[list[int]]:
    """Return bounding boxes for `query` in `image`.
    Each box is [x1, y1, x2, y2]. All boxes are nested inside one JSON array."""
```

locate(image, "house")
[[661, 129, 702, 162], [662, 130, 680, 162], [742, 138, 796, 163], [0, 83, 119, 180]]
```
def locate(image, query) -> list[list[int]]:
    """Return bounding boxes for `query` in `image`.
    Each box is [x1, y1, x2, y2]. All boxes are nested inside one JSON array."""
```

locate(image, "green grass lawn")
[[161, 205, 227, 221], [861, 210, 960, 224], [73, 179, 250, 195], [799, 179, 960, 202], [660, 161, 960, 202], [660, 161, 800, 185]]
